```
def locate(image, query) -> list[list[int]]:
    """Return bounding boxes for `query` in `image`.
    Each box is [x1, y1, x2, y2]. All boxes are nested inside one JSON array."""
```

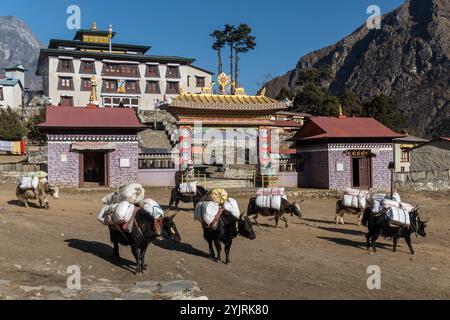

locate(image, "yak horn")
[[239, 211, 246, 220]]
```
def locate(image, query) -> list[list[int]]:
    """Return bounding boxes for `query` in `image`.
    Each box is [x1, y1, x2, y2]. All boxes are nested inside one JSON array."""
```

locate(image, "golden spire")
[[88, 76, 98, 107], [91, 20, 97, 31], [259, 87, 266, 97]]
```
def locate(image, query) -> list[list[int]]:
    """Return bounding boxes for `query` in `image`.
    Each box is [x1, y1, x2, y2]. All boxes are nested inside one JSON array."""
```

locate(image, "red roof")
[[37, 106, 145, 130], [292, 116, 404, 141]]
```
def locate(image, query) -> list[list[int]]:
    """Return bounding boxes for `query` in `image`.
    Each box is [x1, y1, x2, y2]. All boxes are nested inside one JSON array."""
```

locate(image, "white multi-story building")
[[36, 24, 213, 110], [0, 64, 25, 110]]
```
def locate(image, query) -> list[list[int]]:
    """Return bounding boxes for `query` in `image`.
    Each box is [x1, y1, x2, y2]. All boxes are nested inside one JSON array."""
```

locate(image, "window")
[[0, 87, 3, 100], [146, 81, 160, 94], [103, 80, 117, 93], [121, 65, 139, 77], [146, 65, 160, 78], [60, 96, 73, 106], [125, 81, 140, 94], [196, 76, 205, 88], [103, 63, 120, 75], [166, 66, 180, 79], [58, 77, 74, 90], [57, 59, 74, 73], [166, 81, 179, 94], [103, 97, 139, 108], [401, 149, 410, 163], [80, 61, 96, 74], [103, 63, 139, 77], [80, 78, 92, 91]]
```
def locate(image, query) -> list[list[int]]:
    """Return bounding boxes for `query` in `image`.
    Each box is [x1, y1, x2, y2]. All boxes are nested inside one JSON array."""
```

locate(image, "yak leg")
[[112, 241, 121, 262], [139, 243, 149, 273], [214, 240, 222, 263], [253, 214, 260, 226], [22, 198, 29, 208], [335, 214, 340, 225], [366, 233, 372, 251], [207, 239, 215, 258], [274, 214, 279, 228], [357, 214, 362, 226], [224, 240, 232, 264], [371, 234, 379, 253], [131, 244, 142, 275], [282, 215, 288, 228], [405, 234, 415, 255], [392, 235, 399, 253]]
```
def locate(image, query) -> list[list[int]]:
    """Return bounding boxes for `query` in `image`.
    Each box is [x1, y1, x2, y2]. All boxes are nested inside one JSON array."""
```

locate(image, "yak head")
[[411, 206, 428, 237], [162, 212, 182, 243], [289, 200, 304, 218], [237, 212, 256, 240]]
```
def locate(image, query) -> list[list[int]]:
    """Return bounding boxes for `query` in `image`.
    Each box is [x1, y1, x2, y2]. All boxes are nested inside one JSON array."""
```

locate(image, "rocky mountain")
[[0, 16, 42, 90], [264, 0, 450, 138]]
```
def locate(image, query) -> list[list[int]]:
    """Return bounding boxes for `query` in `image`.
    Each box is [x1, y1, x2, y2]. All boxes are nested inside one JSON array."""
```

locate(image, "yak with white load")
[[246, 188, 303, 228]]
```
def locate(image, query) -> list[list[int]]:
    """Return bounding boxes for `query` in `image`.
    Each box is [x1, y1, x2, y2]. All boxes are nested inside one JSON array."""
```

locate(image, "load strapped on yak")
[[255, 187, 287, 211], [19, 171, 48, 191], [341, 188, 369, 210], [97, 183, 165, 236], [194, 189, 240, 229], [178, 181, 197, 195], [371, 193, 414, 227]]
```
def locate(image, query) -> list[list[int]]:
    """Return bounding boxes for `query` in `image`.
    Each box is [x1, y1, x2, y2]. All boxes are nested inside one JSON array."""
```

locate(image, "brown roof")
[[167, 93, 287, 112], [292, 116, 404, 141], [271, 120, 303, 128], [37, 106, 145, 130]]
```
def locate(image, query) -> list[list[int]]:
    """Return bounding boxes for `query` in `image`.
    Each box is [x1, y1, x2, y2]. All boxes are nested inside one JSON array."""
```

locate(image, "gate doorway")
[[79, 152, 108, 188], [351, 156, 372, 189]]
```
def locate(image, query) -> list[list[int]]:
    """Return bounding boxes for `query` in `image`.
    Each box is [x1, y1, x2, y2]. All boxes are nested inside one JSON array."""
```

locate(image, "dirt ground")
[[0, 183, 449, 300]]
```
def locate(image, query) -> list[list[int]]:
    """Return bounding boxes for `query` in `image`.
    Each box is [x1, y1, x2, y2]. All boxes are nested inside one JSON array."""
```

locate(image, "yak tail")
[[361, 207, 372, 227]]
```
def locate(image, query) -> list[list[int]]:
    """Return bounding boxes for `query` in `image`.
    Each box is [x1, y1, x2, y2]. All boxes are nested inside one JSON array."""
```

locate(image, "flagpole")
[[108, 24, 113, 53]]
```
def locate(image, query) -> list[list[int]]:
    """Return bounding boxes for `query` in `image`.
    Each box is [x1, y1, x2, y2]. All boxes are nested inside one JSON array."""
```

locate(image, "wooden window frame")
[[196, 76, 205, 88], [145, 81, 160, 94], [58, 77, 74, 91], [80, 78, 92, 91], [146, 65, 160, 78], [166, 66, 180, 79], [60, 96, 74, 106], [125, 81, 140, 94], [400, 149, 410, 163], [80, 61, 96, 74], [166, 81, 180, 94], [57, 59, 74, 73], [103, 80, 117, 93]]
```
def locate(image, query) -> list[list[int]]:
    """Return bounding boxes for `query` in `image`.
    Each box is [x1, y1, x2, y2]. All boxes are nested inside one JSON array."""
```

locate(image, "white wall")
[[0, 84, 22, 110]]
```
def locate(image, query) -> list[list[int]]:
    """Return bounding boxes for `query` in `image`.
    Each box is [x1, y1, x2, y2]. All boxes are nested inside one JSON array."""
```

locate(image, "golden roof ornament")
[[91, 21, 97, 31], [201, 82, 215, 94], [259, 87, 266, 97], [231, 82, 245, 96], [88, 76, 99, 106], [217, 73, 230, 94]]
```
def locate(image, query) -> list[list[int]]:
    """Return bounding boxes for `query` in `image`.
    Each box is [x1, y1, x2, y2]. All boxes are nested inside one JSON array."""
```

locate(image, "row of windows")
[[56, 59, 199, 81], [58, 77, 181, 94]]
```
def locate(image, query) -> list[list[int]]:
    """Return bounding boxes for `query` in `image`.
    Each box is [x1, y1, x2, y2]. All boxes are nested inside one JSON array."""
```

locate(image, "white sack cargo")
[[223, 198, 240, 219], [97, 205, 115, 225], [117, 183, 145, 204], [102, 192, 121, 205], [20, 176, 39, 190], [194, 201, 220, 225], [179, 181, 197, 194], [256, 187, 286, 197], [343, 188, 368, 209], [382, 199, 401, 209], [139, 198, 164, 219], [401, 202, 414, 212], [112, 201, 135, 224], [255, 195, 282, 211], [370, 194, 386, 213], [387, 207, 410, 226]]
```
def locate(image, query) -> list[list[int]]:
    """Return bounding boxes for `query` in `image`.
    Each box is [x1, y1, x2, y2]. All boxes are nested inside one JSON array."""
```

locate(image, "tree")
[[275, 87, 294, 101], [340, 90, 364, 116], [210, 29, 227, 76], [26, 108, 47, 145], [224, 24, 237, 84], [233, 24, 256, 86], [0, 108, 25, 141], [363, 94, 400, 129], [292, 82, 340, 116]]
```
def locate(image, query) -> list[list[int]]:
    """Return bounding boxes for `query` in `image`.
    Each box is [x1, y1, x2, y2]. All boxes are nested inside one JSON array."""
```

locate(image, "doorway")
[[80, 152, 108, 187], [351, 156, 372, 189]]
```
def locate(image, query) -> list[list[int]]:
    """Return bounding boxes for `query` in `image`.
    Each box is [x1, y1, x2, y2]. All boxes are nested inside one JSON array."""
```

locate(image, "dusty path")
[[0, 184, 449, 299]]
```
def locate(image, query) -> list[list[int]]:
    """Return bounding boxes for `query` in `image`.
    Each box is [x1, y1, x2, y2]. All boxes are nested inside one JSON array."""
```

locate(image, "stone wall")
[[395, 169, 450, 191], [108, 142, 139, 188], [410, 141, 450, 172], [47, 142, 79, 187], [371, 148, 393, 190], [298, 145, 329, 189], [328, 148, 351, 190]]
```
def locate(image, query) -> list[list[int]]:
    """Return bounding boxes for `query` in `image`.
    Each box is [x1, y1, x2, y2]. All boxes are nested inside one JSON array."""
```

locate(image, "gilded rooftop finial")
[[91, 20, 97, 31]]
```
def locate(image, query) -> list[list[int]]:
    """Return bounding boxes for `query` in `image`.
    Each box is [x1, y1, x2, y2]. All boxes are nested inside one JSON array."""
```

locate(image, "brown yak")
[[16, 180, 59, 209]]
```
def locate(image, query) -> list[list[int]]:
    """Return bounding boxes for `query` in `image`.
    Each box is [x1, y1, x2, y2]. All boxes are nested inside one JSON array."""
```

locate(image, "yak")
[[361, 206, 428, 255], [169, 185, 208, 210], [16, 180, 59, 209], [202, 210, 256, 264], [246, 197, 303, 228], [335, 199, 365, 226], [109, 209, 181, 274]]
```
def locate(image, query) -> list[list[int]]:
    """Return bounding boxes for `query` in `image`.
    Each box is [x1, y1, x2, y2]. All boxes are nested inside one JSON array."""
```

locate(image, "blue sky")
[[2, 0, 404, 94]]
